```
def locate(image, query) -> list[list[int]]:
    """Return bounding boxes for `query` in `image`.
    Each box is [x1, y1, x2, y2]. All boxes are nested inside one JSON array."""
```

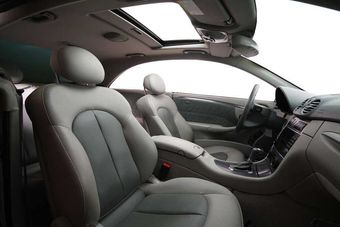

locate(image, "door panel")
[[116, 89, 276, 145], [173, 96, 238, 127], [172, 92, 275, 143]]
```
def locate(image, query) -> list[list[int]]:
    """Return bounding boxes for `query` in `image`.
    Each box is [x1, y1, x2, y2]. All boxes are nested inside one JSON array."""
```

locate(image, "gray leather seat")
[[137, 74, 246, 162], [26, 46, 243, 227]]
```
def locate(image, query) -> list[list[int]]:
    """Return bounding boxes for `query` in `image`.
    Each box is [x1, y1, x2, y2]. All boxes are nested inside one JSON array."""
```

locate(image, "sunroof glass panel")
[[122, 3, 201, 41]]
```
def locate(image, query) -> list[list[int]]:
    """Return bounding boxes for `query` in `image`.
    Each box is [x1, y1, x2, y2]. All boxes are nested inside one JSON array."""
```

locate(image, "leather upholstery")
[[1, 63, 50, 225], [50, 46, 104, 85], [0, 61, 39, 164], [0, 59, 24, 84], [27, 84, 158, 226], [137, 74, 246, 162], [143, 73, 166, 95], [112, 178, 243, 227], [100, 178, 243, 227], [26, 47, 243, 227], [20, 85, 39, 165], [137, 94, 194, 141]]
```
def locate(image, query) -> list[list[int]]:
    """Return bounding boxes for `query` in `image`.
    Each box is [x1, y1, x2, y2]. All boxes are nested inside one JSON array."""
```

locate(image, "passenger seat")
[[26, 46, 243, 227]]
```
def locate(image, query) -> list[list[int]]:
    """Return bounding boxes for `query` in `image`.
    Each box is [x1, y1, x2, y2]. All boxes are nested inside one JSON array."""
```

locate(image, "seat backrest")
[[26, 47, 158, 227], [137, 74, 194, 141], [0, 60, 39, 165], [20, 85, 39, 165], [0, 66, 26, 227]]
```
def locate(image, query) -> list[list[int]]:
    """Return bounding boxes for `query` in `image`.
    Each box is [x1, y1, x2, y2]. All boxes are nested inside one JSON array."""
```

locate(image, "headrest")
[[0, 60, 23, 84], [50, 46, 104, 85], [143, 74, 166, 95], [0, 67, 5, 76]]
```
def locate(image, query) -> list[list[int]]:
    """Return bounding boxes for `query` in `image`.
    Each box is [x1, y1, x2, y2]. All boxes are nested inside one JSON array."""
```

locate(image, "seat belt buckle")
[[158, 161, 171, 180]]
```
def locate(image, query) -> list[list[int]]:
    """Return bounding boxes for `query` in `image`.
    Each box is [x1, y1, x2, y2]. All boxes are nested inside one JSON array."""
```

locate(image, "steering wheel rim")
[[236, 84, 260, 132]]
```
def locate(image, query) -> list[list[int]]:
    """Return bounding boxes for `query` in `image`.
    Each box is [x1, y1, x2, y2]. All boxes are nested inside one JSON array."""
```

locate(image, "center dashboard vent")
[[296, 99, 308, 109], [301, 99, 321, 114]]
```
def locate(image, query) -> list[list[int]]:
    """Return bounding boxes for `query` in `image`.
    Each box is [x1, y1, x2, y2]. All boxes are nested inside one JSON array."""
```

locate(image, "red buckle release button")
[[162, 162, 171, 169]]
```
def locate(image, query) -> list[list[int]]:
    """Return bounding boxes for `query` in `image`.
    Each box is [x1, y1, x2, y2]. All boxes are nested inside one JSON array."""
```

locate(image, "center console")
[[152, 135, 205, 159], [214, 117, 308, 177], [152, 116, 320, 195]]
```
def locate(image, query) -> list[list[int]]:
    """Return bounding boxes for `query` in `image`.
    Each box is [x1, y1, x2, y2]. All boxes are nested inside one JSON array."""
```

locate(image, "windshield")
[[252, 0, 340, 95]]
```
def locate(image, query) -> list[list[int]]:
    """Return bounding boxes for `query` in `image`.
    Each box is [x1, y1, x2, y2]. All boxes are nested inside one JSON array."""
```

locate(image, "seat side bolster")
[[203, 194, 243, 227], [138, 177, 243, 227], [140, 177, 233, 196], [137, 95, 172, 136], [26, 87, 101, 227]]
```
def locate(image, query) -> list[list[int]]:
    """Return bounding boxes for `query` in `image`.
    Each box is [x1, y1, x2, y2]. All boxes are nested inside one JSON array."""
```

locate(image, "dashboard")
[[274, 86, 340, 203], [276, 86, 340, 123]]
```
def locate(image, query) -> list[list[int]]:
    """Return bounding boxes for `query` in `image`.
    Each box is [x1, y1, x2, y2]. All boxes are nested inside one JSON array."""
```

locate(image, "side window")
[[111, 60, 275, 101]]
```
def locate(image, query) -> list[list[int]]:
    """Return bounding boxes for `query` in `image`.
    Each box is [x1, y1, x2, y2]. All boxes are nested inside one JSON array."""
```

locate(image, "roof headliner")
[[0, 0, 257, 61], [0, 0, 338, 85]]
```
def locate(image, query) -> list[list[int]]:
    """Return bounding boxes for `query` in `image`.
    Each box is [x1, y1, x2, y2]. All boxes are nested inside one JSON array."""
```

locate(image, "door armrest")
[[188, 122, 236, 133]]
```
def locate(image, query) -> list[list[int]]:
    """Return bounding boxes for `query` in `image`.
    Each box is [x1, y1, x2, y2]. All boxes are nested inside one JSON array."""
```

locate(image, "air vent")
[[295, 99, 309, 110], [301, 99, 321, 114]]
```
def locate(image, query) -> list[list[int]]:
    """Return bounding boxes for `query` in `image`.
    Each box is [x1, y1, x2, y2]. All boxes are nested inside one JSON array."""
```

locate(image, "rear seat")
[[0, 61, 50, 226]]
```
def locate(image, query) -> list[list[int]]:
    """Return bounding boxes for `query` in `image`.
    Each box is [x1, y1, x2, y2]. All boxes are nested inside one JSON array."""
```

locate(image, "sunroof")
[[122, 3, 201, 41]]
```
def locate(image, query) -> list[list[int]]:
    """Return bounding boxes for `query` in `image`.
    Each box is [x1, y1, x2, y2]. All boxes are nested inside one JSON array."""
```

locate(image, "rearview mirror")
[[232, 35, 259, 57]]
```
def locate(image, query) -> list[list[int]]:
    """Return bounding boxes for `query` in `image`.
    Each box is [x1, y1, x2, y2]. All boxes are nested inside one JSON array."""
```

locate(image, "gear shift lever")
[[247, 147, 267, 163], [229, 148, 267, 171]]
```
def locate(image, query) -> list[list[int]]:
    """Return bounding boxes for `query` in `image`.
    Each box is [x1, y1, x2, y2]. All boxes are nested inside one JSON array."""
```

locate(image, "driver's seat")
[[137, 74, 248, 162]]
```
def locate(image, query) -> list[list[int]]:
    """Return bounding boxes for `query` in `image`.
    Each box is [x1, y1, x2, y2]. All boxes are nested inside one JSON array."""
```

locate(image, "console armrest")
[[152, 135, 204, 159]]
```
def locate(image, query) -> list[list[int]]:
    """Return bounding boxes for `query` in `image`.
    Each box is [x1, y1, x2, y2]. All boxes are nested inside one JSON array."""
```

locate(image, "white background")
[[252, 0, 340, 95]]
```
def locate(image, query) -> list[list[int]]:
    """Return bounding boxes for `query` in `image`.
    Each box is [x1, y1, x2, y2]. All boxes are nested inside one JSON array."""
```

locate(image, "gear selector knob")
[[248, 147, 267, 162]]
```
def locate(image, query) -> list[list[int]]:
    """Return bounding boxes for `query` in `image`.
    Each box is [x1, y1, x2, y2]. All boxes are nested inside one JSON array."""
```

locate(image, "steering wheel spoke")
[[236, 84, 260, 132]]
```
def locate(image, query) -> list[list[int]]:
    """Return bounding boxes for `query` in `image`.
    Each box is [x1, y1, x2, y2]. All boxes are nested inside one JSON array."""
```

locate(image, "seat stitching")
[[202, 194, 243, 227], [92, 110, 125, 192], [202, 195, 210, 226], [146, 95, 158, 116], [99, 188, 143, 221], [143, 192, 234, 196], [134, 210, 205, 216], [120, 115, 142, 183], [52, 126, 87, 221], [40, 85, 87, 222]]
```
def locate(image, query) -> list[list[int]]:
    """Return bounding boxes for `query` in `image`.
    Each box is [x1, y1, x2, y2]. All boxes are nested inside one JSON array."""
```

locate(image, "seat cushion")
[[103, 178, 243, 227], [204, 146, 245, 162]]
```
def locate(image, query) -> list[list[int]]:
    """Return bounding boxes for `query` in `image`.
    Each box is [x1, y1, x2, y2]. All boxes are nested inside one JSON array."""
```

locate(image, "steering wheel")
[[235, 84, 260, 132]]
